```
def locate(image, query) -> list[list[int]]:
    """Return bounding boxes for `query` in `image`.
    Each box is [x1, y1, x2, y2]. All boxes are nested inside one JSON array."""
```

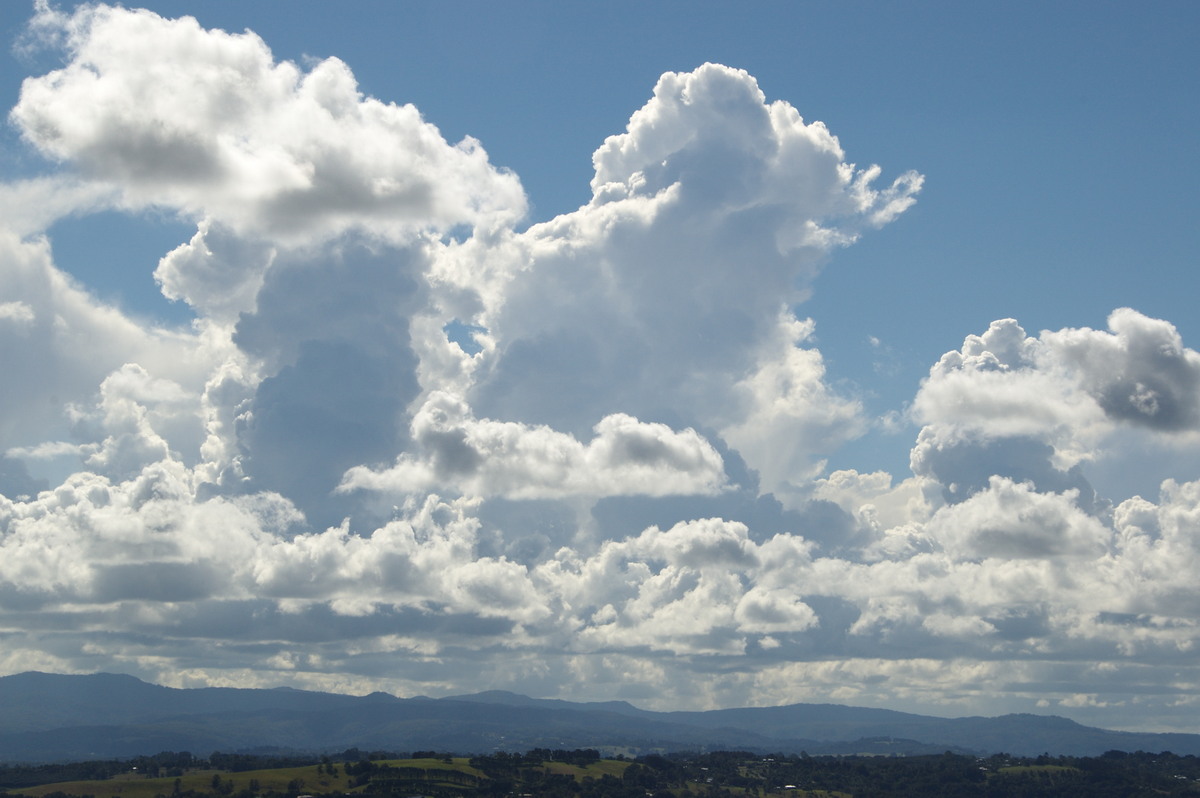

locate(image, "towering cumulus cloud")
[[2, 2, 1199, 732]]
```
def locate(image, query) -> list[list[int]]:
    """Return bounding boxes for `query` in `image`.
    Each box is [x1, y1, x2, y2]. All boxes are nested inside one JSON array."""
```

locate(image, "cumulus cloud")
[[11, 3, 526, 243], [341, 392, 727, 500], [0, 232, 218, 463], [915, 310, 1200, 451], [722, 314, 867, 496], [1047, 308, 1200, 432], [154, 221, 275, 322], [453, 63, 919, 491], [911, 309, 1200, 514], [914, 318, 1103, 451], [6, 2, 1200, 731], [588, 64, 921, 241], [813, 468, 933, 542], [537, 517, 818, 656], [926, 476, 1111, 560]]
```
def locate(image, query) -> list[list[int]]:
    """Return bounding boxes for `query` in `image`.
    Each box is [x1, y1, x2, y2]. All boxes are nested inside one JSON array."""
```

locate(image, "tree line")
[[4, 747, 1200, 797]]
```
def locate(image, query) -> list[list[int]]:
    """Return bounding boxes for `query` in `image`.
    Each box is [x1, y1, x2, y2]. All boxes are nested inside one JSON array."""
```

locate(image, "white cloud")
[[915, 310, 1200, 461], [0, 300, 36, 327], [722, 314, 867, 497], [5, 440, 88, 461], [914, 318, 1105, 458], [589, 63, 921, 243], [926, 475, 1112, 560], [813, 468, 934, 539], [734, 586, 820, 634], [909, 309, 1200, 522], [0, 464, 551, 626], [1106, 479, 1200, 617], [155, 220, 275, 322], [72, 363, 202, 481], [538, 517, 816, 656], [0, 177, 116, 238], [12, 3, 526, 244], [5, 4, 1200, 731], [451, 63, 918, 492], [0, 232, 218, 464], [1044, 308, 1200, 432], [340, 391, 727, 500]]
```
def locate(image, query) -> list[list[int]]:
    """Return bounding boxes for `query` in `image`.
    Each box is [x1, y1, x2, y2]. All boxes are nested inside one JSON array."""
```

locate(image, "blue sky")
[[1, 0, 1199, 734]]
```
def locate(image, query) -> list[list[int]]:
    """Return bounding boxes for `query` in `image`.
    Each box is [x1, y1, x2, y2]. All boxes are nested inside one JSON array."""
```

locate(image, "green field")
[[4, 757, 494, 798], [8, 752, 1168, 798], [4, 756, 657, 798], [537, 759, 630, 779], [8, 765, 328, 798]]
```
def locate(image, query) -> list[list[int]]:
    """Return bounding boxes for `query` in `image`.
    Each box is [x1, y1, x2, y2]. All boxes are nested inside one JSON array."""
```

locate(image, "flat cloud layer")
[[2, 3, 1199, 733]]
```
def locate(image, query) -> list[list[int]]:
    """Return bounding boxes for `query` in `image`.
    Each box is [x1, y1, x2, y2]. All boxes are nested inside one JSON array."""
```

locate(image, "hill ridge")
[[2, 672, 1197, 762]]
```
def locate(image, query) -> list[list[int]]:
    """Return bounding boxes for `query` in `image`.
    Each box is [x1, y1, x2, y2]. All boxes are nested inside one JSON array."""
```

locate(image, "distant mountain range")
[[1, 672, 1198, 762]]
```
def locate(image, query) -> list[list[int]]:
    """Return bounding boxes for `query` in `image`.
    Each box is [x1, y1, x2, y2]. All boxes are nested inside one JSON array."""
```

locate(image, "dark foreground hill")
[[1, 672, 1198, 762]]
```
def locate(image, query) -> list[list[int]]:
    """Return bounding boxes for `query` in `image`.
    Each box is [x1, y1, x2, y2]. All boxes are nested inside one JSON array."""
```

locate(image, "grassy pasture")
[[6, 765, 337, 798], [6, 757, 498, 798], [0, 756, 825, 798], [536, 760, 630, 780]]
